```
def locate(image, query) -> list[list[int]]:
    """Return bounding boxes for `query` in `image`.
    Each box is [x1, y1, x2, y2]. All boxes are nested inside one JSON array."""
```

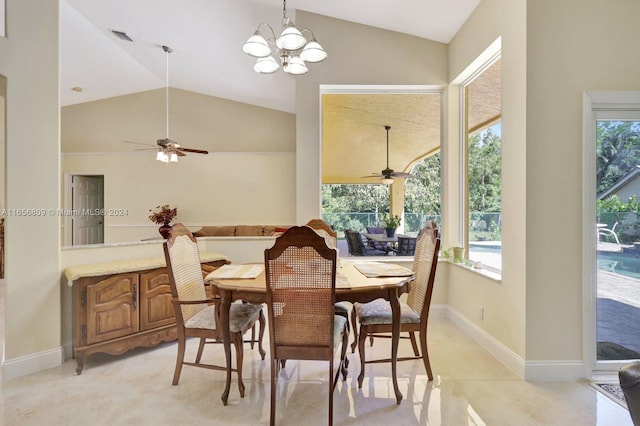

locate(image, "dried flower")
[[148, 204, 177, 225]]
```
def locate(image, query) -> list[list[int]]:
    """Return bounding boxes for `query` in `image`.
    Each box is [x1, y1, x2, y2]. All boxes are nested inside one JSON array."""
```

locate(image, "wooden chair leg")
[[357, 324, 368, 388], [250, 324, 256, 349], [419, 325, 433, 380], [172, 335, 186, 385], [258, 310, 266, 360], [195, 337, 206, 363], [329, 360, 334, 426], [270, 357, 277, 426], [350, 309, 358, 353], [409, 331, 420, 356], [233, 333, 246, 397], [340, 326, 349, 380]]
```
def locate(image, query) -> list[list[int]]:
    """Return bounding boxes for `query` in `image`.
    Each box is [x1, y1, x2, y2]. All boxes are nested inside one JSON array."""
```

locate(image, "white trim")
[[2, 346, 63, 381], [582, 90, 640, 377], [524, 360, 585, 381], [320, 85, 445, 95], [446, 306, 525, 379]]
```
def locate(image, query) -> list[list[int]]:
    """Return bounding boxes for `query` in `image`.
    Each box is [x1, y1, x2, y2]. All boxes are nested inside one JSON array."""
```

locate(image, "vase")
[[158, 223, 172, 239], [385, 227, 396, 238]]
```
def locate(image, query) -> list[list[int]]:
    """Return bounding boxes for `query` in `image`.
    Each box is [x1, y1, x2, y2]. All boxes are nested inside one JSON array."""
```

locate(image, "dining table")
[[206, 260, 414, 406]]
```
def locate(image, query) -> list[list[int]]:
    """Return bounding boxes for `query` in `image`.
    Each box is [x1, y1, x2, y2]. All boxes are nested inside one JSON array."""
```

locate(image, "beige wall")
[[525, 0, 640, 362], [448, 0, 527, 361], [0, 0, 61, 373], [61, 89, 296, 245], [62, 88, 295, 154]]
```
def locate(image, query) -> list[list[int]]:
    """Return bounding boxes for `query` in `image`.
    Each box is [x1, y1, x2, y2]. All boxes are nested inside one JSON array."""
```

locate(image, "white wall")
[[525, 0, 640, 366], [447, 0, 528, 364], [0, 0, 62, 378]]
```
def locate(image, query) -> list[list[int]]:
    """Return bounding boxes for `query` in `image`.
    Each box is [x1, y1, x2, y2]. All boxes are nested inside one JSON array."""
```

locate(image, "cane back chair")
[[163, 223, 265, 390], [264, 226, 349, 426], [352, 222, 440, 386]]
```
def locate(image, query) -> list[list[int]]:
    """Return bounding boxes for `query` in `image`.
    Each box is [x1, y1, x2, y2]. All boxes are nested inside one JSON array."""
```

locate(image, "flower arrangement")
[[148, 204, 177, 225], [381, 213, 402, 229]]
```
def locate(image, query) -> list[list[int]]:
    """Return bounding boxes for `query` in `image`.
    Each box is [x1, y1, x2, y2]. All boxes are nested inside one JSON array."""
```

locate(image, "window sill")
[[444, 258, 502, 282]]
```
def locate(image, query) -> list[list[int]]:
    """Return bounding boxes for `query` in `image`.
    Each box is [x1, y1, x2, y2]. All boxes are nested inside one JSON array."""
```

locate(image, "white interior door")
[[71, 175, 104, 245]]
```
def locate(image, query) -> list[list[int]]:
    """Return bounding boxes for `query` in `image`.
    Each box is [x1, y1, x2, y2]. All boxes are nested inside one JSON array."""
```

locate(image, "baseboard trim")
[[2, 346, 64, 381], [445, 306, 585, 381], [524, 360, 585, 381], [446, 306, 526, 378]]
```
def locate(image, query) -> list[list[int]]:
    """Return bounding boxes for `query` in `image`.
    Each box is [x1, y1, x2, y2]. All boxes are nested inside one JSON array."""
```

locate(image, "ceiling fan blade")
[[178, 147, 209, 155], [391, 172, 414, 178], [124, 140, 156, 147], [361, 173, 383, 178], [176, 151, 187, 157]]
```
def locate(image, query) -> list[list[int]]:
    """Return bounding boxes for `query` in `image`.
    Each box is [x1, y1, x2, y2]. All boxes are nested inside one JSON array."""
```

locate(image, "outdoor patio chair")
[[598, 221, 621, 246], [394, 235, 417, 256], [366, 226, 392, 253], [344, 229, 388, 256]]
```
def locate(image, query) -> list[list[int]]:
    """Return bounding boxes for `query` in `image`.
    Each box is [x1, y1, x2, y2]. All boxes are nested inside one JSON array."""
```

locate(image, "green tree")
[[596, 121, 640, 195], [405, 152, 441, 215], [468, 127, 501, 213]]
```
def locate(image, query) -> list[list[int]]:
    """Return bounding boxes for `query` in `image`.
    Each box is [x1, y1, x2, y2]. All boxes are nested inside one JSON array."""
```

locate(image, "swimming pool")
[[598, 252, 640, 280]]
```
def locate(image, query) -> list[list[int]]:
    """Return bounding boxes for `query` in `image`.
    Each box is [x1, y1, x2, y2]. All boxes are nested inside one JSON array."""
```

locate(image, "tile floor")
[[0, 318, 633, 425]]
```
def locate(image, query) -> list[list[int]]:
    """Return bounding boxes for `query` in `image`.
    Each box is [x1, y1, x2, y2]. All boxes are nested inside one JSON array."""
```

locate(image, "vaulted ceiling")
[[61, 0, 480, 112]]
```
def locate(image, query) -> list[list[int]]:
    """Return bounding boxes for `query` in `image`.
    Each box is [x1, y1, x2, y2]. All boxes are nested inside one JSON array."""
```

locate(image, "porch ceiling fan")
[[363, 125, 414, 185], [124, 45, 208, 163]]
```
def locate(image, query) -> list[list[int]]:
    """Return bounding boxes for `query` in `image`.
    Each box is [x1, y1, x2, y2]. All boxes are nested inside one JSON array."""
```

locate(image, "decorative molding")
[[524, 361, 585, 382], [2, 346, 64, 381]]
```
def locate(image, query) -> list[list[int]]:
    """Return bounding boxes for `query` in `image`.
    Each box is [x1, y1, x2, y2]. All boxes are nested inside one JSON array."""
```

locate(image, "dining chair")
[[305, 219, 351, 334], [351, 223, 440, 384], [264, 226, 349, 426], [163, 223, 266, 388]]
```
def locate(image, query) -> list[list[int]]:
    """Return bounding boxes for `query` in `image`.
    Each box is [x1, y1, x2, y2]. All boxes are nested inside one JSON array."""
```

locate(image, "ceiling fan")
[[125, 45, 208, 163], [363, 125, 414, 185]]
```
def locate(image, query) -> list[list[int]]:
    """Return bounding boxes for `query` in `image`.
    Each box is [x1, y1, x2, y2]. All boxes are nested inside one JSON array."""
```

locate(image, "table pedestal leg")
[[390, 289, 403, 404], [220, 293, 232, 406]]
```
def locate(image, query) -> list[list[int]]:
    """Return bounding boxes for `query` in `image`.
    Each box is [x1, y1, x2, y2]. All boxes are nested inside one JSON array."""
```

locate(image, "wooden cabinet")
[[70, 258, 227, 374]]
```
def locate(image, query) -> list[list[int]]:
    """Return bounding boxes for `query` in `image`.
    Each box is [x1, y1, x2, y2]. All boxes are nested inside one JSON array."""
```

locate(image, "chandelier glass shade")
[[242, 0, 327, 75]]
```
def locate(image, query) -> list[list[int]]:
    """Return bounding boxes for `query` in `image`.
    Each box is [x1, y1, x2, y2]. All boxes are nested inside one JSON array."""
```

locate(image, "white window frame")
[[459, 52, 502, 275]]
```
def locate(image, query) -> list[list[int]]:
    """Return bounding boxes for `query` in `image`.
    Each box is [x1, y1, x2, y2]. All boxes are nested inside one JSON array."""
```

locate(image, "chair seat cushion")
[[355, 298, 420, 325], [183, 303, 262, 333], [229, 303, 263, 333], [334, 314, 348, 348], [334, 301, 351, 314], [185, 305, 217, 330]]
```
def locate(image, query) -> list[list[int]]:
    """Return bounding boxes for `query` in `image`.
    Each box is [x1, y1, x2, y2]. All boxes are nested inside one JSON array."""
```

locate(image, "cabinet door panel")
[[86, 273, 139, 345], [139, 268, 175, 331]]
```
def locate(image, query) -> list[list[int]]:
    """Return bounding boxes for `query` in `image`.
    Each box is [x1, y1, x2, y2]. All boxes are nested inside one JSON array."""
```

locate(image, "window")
[[463, 57, 502, 272]]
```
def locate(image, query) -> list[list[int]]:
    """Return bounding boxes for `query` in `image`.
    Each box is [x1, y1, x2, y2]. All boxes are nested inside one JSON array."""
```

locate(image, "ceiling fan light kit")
[[124, 45, 208, 163], [242, 0, 327, 75]]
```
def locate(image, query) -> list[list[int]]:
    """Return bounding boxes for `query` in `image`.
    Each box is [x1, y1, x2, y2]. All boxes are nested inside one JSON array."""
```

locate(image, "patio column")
[[390, 179, 406, 233]]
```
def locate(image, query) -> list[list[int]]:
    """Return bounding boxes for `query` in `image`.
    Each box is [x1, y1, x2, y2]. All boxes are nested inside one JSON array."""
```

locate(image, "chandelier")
[[242, 0, 327, 75]]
